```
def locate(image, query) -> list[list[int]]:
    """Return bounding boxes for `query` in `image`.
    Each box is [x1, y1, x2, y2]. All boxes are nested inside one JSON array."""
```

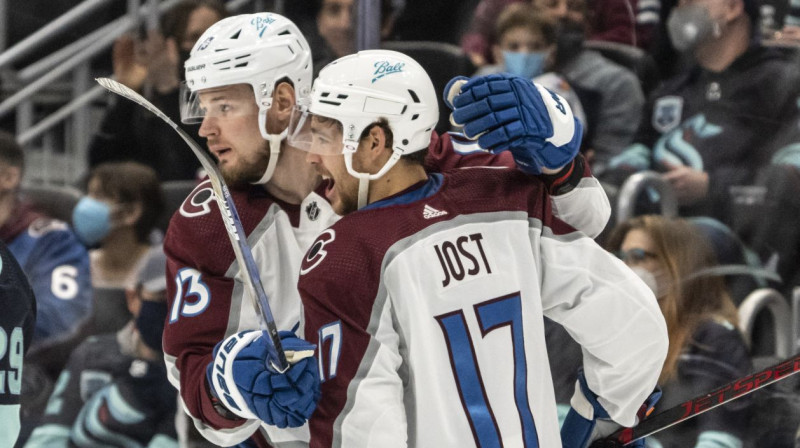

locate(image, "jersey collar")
[[361, 173, 443, 211]]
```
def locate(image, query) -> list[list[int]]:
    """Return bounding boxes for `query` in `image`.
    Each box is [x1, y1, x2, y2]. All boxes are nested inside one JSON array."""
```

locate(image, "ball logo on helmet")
[[251, 15, 277, 38], [372, 61, 405, 83]]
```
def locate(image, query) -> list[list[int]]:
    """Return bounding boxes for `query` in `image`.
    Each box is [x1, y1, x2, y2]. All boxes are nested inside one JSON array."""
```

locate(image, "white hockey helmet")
[[287, 49, 438, 207], [180, 13, 312, 183]]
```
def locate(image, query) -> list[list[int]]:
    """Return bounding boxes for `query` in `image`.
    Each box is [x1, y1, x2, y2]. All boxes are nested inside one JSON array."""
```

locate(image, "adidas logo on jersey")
[[423, 204, 447, 219]]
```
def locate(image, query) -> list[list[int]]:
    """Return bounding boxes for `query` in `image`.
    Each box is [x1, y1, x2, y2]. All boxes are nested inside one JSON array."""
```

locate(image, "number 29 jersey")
[[299, 169, 668, 448]]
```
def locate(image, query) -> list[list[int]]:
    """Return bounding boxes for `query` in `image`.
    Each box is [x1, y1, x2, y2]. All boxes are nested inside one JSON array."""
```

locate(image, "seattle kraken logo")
[[251, 15, 276, 37], [305, 201, 320, 221], [372, 61, 405, 83]]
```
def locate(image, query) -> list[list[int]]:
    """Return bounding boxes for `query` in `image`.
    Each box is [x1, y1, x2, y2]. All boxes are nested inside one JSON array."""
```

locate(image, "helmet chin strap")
[[343, 142, 403, 209], [253, 108, 288, 185]]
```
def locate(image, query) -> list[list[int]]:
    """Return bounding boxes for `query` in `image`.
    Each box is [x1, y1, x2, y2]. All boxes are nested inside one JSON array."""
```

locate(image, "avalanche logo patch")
[[372, 61, 405, 83], [300, 229, 335, 275], [652, 96, 683, 133]]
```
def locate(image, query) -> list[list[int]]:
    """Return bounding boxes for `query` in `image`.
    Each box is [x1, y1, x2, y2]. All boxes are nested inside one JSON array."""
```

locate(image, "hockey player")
[[0, 240, 36, 447], [0, 132, 91, 348], [292, 50, 668, 447], [165, 13, 612, 447]]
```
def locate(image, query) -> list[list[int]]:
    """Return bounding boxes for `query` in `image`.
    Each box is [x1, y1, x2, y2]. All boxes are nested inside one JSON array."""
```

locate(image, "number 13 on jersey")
[[435, 293, 539, 448]]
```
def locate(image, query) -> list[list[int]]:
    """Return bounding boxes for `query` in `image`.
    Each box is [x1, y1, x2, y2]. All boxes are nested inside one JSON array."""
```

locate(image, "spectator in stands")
[[24, 246, 178, 448], [474, 3, 587, 127], [460, 0, 657, 67], [305, 0, 396, 76], [541, 0, 646, 176], [0, 131, 91, 349], [607, 0, 800, 227], [75, 162, 164, 289], [88, 0, 226, 181], [606, 214, 752, 448]]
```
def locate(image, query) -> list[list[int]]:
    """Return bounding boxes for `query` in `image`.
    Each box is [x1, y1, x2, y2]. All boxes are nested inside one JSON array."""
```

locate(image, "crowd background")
[[2, 0, 800, 446]]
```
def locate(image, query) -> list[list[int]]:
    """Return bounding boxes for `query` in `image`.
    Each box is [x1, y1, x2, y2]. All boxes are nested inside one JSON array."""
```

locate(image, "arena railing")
[[615, 170, 679, 225], [739, 288, 792, 359], [0, 0, 274, 186]]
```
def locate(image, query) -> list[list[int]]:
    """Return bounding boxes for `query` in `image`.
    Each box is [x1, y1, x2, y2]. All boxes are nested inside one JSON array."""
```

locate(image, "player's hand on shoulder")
[[206, 330, 321, 428], [444, 73, 583, 175]]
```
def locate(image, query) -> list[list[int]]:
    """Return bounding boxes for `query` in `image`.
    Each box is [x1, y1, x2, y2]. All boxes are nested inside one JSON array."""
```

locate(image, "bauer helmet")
[[287, 49, 438, 207], [181, 13, 312, 183]]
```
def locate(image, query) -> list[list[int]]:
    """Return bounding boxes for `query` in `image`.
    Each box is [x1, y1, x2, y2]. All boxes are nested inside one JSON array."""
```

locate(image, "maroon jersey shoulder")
[[425, 132, 515, 173], [164, 180, 280, 274], [299, 169, 554, 298]]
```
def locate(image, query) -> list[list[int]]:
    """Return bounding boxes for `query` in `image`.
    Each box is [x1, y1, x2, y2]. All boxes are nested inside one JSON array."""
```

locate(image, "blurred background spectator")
[[606, 215, 753, 448], [0, 131, 91, 350], [24, 246, 176, 448], [87, 0, 226, 181], [473, 3, 588, 127], [77, 161, 164, 289]]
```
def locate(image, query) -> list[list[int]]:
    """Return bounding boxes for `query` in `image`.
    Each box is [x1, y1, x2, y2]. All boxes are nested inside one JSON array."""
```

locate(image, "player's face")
[[197, 84, 270, 186], [317, 0, 355, 57], [306, 117, 361, 215], [536, 0, 586, 26]]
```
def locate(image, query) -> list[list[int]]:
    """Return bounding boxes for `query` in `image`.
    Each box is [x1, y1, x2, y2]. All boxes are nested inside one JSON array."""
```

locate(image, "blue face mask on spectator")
[[72, 196, 112, 247], [503, 50, 547, 79]]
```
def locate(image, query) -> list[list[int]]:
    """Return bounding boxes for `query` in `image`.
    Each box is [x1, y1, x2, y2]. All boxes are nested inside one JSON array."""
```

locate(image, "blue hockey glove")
[[563, 370, 661, 448], [207, 330, 321, 428], [443, 73, 583, 175]]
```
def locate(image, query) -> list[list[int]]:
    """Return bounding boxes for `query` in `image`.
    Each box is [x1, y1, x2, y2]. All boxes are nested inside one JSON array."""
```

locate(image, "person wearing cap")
[[607, 0, 800, 228], [24, 246, 177, 448]]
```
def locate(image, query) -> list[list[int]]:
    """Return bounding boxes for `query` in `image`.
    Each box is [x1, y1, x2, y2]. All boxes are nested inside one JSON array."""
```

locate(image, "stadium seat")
[[380, 40, 476, 135], [21, 184, 82, 225], [157, 179, 199, 232], [583, 40, 661, 96], [738, 288, 791, 362]]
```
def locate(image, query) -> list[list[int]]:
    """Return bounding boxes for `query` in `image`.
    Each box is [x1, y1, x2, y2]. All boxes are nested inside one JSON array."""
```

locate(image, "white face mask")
[[630, 266, 661, 298]]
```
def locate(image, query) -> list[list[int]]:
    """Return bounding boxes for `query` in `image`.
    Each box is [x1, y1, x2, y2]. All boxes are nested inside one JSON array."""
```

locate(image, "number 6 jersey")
[[298, 168, 669, 448]]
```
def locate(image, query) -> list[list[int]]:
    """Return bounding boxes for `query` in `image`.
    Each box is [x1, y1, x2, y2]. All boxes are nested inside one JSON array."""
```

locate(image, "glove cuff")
[[539, 154, 586, 195], [570, 370, 611, 421], [208, 331, 263, 420]]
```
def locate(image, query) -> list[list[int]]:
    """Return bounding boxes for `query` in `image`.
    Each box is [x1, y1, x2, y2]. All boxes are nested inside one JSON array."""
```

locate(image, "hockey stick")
[[95, 77, 289, 372], [592, 352, 800, 447]]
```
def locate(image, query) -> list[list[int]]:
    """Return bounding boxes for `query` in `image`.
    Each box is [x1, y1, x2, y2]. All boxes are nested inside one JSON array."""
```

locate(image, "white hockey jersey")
[[298, 170, 668, 448], [163, 133, 611, 447]]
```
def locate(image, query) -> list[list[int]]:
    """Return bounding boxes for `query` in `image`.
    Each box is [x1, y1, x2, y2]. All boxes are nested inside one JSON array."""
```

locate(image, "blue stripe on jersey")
[[362, 173, 443, 211], [436, 311, 501, 447]]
